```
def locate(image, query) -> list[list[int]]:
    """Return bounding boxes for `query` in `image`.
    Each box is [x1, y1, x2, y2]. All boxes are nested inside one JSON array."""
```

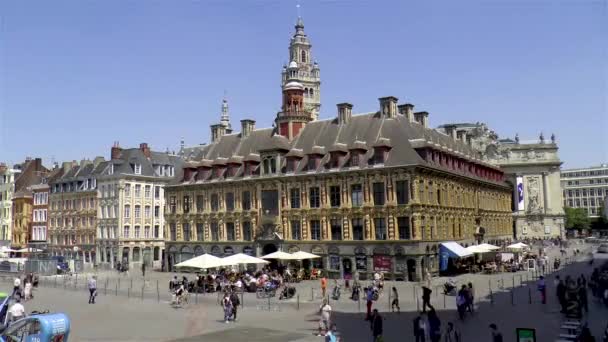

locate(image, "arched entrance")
[[407, 259, 417, 282], [263, 244, 278, 270]]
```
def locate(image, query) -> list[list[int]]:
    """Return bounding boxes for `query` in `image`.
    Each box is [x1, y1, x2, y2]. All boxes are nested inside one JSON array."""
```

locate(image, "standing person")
[[466, 283, 474, 313], [391, 287, 400, 313], [426, 268, 433, 289], [318, 299, 332, 337], [537, 276, 546, 304], [230, 290, 240, 321], [557, 278, 567, 313], [370, 309, 383, 342], [579, 282, 589, 314], [88, 275, 97, 304], [422, 286, 433, 312], [321, 276, 328, 299], [413, 312, 427, 342], [23, 279, 32, 302], [222, 292, 233, 323], [8, 298, 25, 322], [456, 287, 467, 320], [444, 322, 461, 342], [365, 287, 374, 321], [12, 277, 21, 299], [427, 309, 441, 342], [141, 262, 146, 278], [489, 323, 503, 342]]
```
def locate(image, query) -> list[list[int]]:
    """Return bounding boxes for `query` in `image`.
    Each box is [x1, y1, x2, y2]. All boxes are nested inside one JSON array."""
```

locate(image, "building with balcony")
[[96, 142, 182, 270], [0, 164, 20, 244], [561, 164, 608, 218], [164, 16, 512, 281], [48, 158, 107, 266]]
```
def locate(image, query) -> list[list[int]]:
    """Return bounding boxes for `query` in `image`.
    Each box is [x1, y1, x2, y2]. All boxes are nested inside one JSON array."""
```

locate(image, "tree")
[[591, 205, 608, 232], [564, 207, 591, 232]]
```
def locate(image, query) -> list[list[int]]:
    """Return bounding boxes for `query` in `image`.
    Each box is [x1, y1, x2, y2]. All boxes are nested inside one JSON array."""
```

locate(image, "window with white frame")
[[134, 205, 141, 218], [144, 185, 151, 198], [134, 225, 140, 238], [134, 184, 141, 197], [124, 205, 131, 218], [144, 205, 151, 218], [125, 183, 131, 196], [144, 226, 150, 238], [134, 163, 142, 175], [123, 225, 130, 238]]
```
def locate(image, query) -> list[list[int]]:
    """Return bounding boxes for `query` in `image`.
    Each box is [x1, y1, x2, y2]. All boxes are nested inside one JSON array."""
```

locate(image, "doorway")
[[342, 258, 353, 280], [407, 259, 417, 281], [263, 243, 278, 270]]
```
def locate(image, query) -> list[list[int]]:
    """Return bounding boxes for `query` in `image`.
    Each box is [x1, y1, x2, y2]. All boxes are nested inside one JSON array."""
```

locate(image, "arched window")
[[301, 50, 307, 63], [304, 88, 308, 97], [309, 88, 314, 97]]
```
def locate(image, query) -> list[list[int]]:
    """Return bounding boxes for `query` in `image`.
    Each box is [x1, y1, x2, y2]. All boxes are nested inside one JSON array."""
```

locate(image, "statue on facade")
[[515, 133, 519, 144], [539, 132, 545, 144], [551, 133, 556, 144]]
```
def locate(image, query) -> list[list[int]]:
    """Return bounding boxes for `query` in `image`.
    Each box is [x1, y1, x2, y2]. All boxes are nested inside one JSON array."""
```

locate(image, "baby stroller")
[[332, 284, 341, 300], [444, 279, 457, 295]]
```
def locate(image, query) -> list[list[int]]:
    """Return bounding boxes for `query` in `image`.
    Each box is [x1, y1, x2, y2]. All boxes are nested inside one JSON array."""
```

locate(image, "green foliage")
[[564, 207, 591, 231]]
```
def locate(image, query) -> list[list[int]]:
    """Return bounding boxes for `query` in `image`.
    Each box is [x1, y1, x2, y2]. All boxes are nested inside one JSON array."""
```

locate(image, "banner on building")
[[517, 176, 525, 211]]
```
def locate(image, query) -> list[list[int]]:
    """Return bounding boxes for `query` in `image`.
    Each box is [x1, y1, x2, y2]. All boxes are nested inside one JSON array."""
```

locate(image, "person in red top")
[[321, 276, 328, 298]]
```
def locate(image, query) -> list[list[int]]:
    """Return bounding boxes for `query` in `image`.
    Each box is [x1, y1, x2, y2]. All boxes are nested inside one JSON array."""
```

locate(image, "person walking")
[[391, 287, 400, 313], [444, 322, 461, 342], [579, 282, 589, 314], [489, 323, 503, 342], [537, 276, 546, 304], [222, 292, 233, 323], [318, 299, 332, 337], [456, 287, 467, 320], [466, 283, 475, 313], [370, 309, 383, 342], [230, 290, 240, 321], [8, 298, 25, 322], [428, 309, 441, 342], [321, 276, 328, 299], [413, 312, 427, 342], [422, 286, 433, 312], [141, 262, 146, 278], [557, 278, 567, 313], [88, 275, 97, 304], [365, 287, 374, 321]]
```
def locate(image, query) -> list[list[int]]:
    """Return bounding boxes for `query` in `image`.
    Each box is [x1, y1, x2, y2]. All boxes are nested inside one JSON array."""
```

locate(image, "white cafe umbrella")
[[261, 251, 294, 260], [477, 243, 501, 251], [222, 253, 269, 265], [289, 251, 321, 260], [0, 246, 18, 253], [506, 242, 529, 250], [466, 245, 492, 254], [175, 253, 225, 269]]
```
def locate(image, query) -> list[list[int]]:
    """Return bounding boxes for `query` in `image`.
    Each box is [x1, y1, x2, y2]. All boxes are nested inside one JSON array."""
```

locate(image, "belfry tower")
[[281, 16, 321, 121]]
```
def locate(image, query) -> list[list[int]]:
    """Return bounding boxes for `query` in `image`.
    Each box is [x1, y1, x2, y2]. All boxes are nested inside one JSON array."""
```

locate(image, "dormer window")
[[286, 158, 298, 173], [307, 156, 318, 171], [262, 155, 277, 175], [350, 152, 360, 167], [133, 163, 142, 175], [373, 148, 386, 164]]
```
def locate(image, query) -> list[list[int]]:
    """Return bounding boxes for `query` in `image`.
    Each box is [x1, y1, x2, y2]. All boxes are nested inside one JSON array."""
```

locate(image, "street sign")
[[516, 328, 536, 342]]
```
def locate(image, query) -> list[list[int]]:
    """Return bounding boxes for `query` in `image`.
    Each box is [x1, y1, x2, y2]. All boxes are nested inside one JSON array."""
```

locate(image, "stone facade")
[[48, 160, 105, 265], [11, 192, 32, 249], [0, 165, 20, 244], [31, 183, 50, 245], [96, 142, 182, 270], [437, 123, 565, 239]]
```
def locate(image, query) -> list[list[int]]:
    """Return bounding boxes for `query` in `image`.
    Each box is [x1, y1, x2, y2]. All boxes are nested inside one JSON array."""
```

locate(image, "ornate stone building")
[[0, 164, 20, 245], [165, 19, 512, 280], [96, 143, 182, 270], [48, 159, 106, 267], [438, 123, 564, 239]]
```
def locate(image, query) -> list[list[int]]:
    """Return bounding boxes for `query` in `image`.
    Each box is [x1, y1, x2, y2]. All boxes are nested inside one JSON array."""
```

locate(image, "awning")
[[439, 242, 473, 272], [440, 242, 473, 258]]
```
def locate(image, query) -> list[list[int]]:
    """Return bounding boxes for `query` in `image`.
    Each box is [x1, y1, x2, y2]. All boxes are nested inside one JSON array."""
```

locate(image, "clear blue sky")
[[1, 0, 606, 168]]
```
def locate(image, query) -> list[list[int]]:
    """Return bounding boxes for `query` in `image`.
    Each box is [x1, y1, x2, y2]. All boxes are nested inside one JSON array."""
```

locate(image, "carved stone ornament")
[[526, 176, 543, 213]]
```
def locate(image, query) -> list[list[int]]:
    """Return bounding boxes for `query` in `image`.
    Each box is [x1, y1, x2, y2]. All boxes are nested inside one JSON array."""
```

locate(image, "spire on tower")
[[220, 93, 231, 131]]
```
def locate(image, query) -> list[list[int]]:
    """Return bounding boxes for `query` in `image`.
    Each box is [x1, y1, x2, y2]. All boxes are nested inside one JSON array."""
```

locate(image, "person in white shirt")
[[8, 298, 25, 322], [318, 300, 332, 336]]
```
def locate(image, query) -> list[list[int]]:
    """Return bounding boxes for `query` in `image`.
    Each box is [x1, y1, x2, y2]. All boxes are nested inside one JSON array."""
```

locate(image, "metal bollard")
[[115, 283, 118, 296], [528, 287, 532, 304], [311, 287, 314, 301], [443, 293, 446, 309], [141, 285, 144, 301], [128, 287, 130, 298], [511, 288, 514, 306], [54, 275, 57, 288], [241, 291, 244, 308], [358, 292, 361, 312], [267, 295, 271, 311], [130, 278, 133, 290], [156, 280, 160, 303], [104, 279, 108, 295], [75, 274, 78, 289], [297, 294, 300, 310], [490, 288, 494, 306], [195, 291, 198, 304]]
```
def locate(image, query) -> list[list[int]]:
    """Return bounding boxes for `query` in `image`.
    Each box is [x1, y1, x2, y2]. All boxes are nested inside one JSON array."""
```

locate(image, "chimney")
[[398, 103, 415, 122], [111, 141, 122, 160], [139, 143, 151, 158], [211, 124, 226, 143], [378, 96, 398, 118], [62, 162, 72, 173], [444, 125, 458, 140], [93, 156, 104, 167], [337, 103, 353, 125], [241, 119, 256, 138], [34, 158, 43, 171], [414, 111, 429, 128]]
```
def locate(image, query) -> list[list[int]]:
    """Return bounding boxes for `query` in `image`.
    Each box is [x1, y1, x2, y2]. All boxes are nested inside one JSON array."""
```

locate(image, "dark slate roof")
[[175, 112, 505, 187]]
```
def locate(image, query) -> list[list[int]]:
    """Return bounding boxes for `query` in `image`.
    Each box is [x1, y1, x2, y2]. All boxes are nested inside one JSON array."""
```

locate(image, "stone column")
[[542, 172, 549, 214], [110, 247, 115, 269]]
